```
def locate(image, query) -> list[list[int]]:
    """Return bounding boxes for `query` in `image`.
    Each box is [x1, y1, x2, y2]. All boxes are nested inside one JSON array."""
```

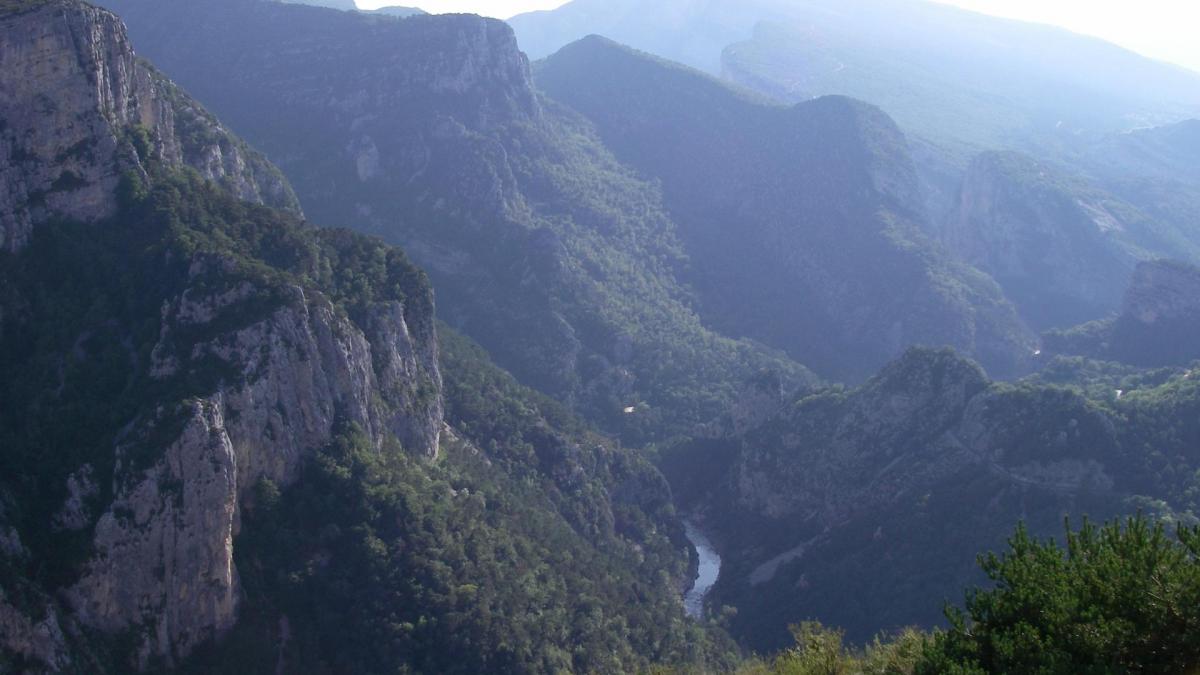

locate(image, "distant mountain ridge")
[[511, 0, 1200, 152], [511, 0, 1200, 253], [536, 36, 1034, 380]]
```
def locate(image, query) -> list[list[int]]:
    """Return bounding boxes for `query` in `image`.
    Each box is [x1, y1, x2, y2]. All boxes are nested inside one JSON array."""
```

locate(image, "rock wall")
[[62, 257, 441, 665], [0, 0, 296, 253], [944, 151, 1146, 328], [1122, 259, 1200, 325], [0, 2, 442, 667]]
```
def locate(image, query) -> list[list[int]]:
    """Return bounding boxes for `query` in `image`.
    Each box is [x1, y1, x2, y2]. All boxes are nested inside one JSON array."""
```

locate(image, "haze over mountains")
[[2, 0, 1200, 671]]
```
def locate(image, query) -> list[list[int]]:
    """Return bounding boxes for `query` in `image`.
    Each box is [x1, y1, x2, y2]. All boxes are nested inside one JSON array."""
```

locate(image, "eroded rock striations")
[[0, 1, 441, 667], [64, 268, 441, 666], [0, 0, 296, 253]]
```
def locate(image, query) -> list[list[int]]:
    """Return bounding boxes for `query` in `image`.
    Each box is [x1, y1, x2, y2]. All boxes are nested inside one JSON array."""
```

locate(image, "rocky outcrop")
[[0, 0, 296, 253], [1043, 259, 1200, 367], [1107, 259, 1200, 366], [63, 256, 441, 665], [1121, 259, 1200, 325], [0, 2, 442, 667], [725, 349, 1118, 527], [686, 348, 1134, 648]]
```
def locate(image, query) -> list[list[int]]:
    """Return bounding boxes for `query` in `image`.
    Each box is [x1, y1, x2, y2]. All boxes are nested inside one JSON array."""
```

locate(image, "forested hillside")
[[536, 36, 1033, 380], [99, 0, 820, 444], [4, 0, 1200, 672]]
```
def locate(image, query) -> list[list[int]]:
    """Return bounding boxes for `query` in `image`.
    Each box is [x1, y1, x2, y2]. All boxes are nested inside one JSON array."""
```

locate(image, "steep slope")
[[1044, 259, 1200, 368], [99, 0, 817, 442], [945, 151, 1179, 328], [536, 37, 1033, 381], [666, 348, 1199, 650], [0, 0, 297, 253], [0, 3, 721, 670]]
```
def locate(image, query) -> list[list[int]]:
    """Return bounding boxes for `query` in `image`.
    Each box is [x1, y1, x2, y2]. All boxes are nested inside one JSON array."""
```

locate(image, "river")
[[683, 520, 721, 619]]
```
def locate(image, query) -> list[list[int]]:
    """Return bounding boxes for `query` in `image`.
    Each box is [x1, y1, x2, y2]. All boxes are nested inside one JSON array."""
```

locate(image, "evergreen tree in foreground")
[[922, 516, 1200, 674]]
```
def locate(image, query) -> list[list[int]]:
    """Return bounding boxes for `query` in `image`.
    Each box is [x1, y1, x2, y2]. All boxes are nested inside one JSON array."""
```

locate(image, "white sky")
[[933, 0, 1200, 73], [353, 0, 1200, 73]]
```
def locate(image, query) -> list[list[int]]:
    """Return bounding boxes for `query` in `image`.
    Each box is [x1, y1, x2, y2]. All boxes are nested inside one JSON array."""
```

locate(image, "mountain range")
[[3, 0, 1200, 671]]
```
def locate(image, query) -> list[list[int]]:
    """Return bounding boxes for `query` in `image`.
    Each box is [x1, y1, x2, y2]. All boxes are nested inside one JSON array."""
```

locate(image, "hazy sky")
[[353, 0, 1200, 73], [356, 0, 565, 17], [934, 0, 1200, 73]]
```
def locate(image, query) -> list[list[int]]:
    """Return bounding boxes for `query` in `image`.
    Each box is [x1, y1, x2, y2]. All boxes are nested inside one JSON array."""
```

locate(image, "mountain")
[[277, 0, 427, 15], [663, 347, 1200, 650], [98, 0, 818, 444], [1044, 259, 1200, 368], [277, 0, 357, 10], [0, 2, 723, 670], [510, 0, 766, 73], [511, 0, 1200, 236], [536, 36, 1034, 381], [945, 151, 1170, 328], [364, 5, 425, 16], [511, 0, 1200, 153]]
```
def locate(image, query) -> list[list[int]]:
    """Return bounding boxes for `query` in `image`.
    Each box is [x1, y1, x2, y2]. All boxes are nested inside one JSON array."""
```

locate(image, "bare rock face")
[[944, 151, 1145, 329], [63, 257, 442, 665], [0, 0, 297, 253], [1122, 259, 1200, 325], [1103, 259, 1200, 366]]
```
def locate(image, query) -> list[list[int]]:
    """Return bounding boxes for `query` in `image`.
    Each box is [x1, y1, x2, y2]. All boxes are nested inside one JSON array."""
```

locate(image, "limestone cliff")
[[1121, 259, 1200, 326], [945, 151, 1162, 329], [1044, 259, 1200, 367], [0, 1, 442, 668], [0, 0, 297, 253], [64, 262, 440, 665]]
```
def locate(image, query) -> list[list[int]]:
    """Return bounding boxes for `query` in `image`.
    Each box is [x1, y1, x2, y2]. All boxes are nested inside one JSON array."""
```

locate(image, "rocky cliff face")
[[1, 226, 442, 670], [1107, 259, 1200, 367], [1042, 259, 1200, 367], [1121, 259, 1200, 325], [945, 151, 1160, 329], [63, 261, 440, 665], [0, 1, 442, 667], [0, 0, 296, 253]]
